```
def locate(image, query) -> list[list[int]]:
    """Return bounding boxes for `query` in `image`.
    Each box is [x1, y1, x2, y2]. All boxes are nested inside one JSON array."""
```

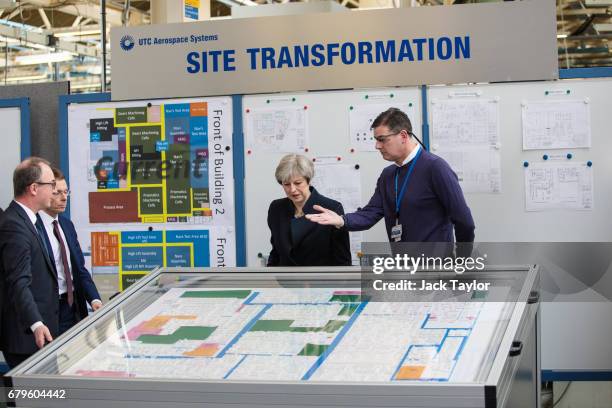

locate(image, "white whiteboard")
[[0, 106, 22, 210], [428, 78, 612, 373], [428, 79, 612, 242], [243, 87, 422, 266]]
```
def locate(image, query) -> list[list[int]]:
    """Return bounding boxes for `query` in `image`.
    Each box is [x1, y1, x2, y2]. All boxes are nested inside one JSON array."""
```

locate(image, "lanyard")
[[394, 148, 422, 218]]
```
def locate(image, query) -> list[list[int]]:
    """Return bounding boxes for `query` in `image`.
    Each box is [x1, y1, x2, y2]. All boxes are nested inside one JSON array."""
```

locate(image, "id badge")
[[391, 224, 402, 242]]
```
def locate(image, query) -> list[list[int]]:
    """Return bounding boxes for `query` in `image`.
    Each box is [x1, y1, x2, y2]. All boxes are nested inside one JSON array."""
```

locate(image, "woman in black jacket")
[[267, 154, 351, 266]]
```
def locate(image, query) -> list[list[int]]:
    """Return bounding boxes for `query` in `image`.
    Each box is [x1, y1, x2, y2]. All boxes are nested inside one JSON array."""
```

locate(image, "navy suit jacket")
[[267, 187, 352, 266], [37, 214, 101, 321], [0, 201, 59, 355]]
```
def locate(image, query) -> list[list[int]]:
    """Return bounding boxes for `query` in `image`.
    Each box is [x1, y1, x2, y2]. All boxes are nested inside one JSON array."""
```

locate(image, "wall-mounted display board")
[[60, 94, 239, 291], [428, 77, 612, 377], [427, 79, 610, 241], [243, 87, 422, 266], [0, 82, 69, 165], [0, 98, 30, 210]]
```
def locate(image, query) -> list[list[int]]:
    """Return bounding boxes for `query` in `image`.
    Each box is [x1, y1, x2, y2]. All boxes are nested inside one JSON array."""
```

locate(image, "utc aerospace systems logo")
[[120, 35, 135, 51]]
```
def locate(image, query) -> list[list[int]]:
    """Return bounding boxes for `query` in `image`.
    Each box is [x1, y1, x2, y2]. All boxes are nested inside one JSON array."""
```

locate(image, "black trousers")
[[3, 352, 30, 370], [58, 295, 78, 336]]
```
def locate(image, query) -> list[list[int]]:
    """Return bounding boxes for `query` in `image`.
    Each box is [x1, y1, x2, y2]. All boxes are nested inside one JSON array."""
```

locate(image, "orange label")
[[184, 343, 219, 357], [91, 232, 119, 267], [396, 365, 425, 380], [190, 102, 207, 117]]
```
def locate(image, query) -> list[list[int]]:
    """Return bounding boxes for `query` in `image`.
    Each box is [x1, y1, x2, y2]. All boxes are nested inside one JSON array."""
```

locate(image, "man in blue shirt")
[[307, 108, 475, 249]]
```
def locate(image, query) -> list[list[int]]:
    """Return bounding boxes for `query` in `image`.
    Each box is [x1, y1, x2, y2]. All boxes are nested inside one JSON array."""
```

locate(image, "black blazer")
[[0, 201, 59, 355], [37, 214, 101, 321], [267, 187, 351, 266]]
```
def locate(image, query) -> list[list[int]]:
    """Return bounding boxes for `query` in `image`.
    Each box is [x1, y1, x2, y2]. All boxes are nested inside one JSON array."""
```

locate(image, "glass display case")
[[5, 265, 540, 408]]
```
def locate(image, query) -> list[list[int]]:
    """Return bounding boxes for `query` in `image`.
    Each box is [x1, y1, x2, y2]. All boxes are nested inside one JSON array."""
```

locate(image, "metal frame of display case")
[[4, 265, 540, 408]]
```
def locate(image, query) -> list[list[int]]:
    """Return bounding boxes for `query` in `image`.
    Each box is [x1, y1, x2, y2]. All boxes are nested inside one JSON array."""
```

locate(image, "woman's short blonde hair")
[[275, 154, 314, 184]]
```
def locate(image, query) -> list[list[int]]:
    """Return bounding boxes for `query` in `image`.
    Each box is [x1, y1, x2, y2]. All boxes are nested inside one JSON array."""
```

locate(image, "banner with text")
[[111, 1, 557, 100]]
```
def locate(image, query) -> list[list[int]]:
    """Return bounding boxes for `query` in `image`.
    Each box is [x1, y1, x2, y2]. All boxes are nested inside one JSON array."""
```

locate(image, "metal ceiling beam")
[[5, 7, 22, 20], [0, 24, 49, 46], [23, 0, 149, 26], [557, 7, 610, 16], [38, 8, 52, 29], [215, 0, 260, 7], [594, 22, 612, 30], [0, 22, 100, 57], [52, 24, 101, 36], [72, 15, 83, 27]]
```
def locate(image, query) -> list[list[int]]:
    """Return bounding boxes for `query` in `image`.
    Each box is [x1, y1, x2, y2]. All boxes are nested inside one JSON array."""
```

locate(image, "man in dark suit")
[[0, 157, 58, 369], [37, 168, 102, 335]]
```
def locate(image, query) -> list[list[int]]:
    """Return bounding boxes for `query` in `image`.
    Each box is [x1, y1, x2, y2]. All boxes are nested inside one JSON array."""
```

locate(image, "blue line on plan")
[[223, 355, 247, 379], [454, 336, 468, 360], [217, 304, 272, 358], [421, 313, 430, 329], [437, 329, 450, 352], [391, 344, 414, 381], [243, 292, 259, 305], [300, 301, 368, 381]]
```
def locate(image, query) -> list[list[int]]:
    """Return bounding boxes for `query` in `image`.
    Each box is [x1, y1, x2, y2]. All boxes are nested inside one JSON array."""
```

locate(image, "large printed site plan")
[[88, 102, 213, 224], [68, 98, 236, 283], [64, 288, 507, 382]]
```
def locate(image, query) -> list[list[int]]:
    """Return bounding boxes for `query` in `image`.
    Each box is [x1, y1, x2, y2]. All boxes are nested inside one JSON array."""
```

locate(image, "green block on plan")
[[116, 107, 147, 124], [137, 326, 216, 344], [329, 294, 361, 302], [471, 291, 487, 300], [298, 343, 330, 357], [251, 319, 346, 333], [338, 304, 360, 316]]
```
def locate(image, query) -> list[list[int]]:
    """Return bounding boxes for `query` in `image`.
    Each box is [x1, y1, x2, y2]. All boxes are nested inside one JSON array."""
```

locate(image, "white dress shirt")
[[38, 211, 73, 296], [14, 200, 37, 225], [395, 144, 421, 167]]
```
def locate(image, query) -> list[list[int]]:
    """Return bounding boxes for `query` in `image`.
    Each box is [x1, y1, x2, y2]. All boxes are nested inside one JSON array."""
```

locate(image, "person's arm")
[[266, 204, 280, 266], [307, 174, 385, 231], [430, 159, 476, 246], [1, 222, 46, 332], [64, 220, 102, 307], [330, 202, 352, 266]]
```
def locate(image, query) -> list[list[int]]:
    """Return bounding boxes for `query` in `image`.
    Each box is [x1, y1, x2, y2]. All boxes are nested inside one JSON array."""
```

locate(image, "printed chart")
[[65, 288, 507, 382]]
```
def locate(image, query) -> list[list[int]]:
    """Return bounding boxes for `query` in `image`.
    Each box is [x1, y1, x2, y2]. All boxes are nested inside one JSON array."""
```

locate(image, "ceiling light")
[[14, 51, 74, 65], [0, 36, 19, 44], [4, 73, 47, 82], [54, 29, 102, 38], [70, 82, 101, 90]]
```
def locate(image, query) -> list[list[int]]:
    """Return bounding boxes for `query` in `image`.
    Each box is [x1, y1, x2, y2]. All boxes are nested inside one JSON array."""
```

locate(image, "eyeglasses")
[[34, 180, 56, 189], [374, 130, 427, 149], [373, 131, 401, 143], [53, 189, 70, 197]]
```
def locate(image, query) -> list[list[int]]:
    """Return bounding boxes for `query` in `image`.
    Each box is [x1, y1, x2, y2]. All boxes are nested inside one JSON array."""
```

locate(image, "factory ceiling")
[[0, 0, 608, 91]]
